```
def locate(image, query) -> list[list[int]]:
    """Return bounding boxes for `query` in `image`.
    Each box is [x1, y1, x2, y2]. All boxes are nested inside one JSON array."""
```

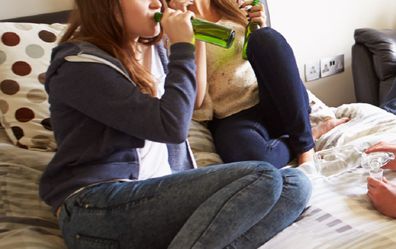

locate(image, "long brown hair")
[[211, 0, 248, 26], [61, 0, 162, 96]]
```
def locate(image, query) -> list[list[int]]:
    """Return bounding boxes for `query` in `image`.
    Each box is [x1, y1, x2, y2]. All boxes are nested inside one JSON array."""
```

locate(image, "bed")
[[1, 10, 396, 249]]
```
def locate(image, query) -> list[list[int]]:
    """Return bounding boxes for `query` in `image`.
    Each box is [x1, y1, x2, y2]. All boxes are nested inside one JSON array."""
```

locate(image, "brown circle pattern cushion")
[[0, 22, 67, 151]]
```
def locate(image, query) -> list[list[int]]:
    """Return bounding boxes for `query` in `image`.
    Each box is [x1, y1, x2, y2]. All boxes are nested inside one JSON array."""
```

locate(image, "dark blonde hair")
[[61, 0, 162, 96], [212, 0, 248, 26]]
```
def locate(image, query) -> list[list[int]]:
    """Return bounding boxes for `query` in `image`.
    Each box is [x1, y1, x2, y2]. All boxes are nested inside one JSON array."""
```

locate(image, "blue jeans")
[[58, 161, 311, 249], [381, 79, 396, 115], [209, 28, 314, 168]]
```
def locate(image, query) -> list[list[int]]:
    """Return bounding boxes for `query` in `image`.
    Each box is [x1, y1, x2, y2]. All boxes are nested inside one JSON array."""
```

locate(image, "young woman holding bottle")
[[177, 0, 348, 168], [39, 0, 312, 248]]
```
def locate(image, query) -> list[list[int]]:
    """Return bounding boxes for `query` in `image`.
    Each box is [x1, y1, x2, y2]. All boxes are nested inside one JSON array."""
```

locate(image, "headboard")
[[0, 3, 270, 26], [0, 10, 70, 23]]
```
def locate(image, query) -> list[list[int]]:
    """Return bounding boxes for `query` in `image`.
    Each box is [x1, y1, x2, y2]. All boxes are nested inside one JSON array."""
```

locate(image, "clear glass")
[[313, 144, 395, 177], [361, 151, 395, 170], [154, 12, 235, 48], [369, 168, 384, 180], [313, 145, 362, 177]]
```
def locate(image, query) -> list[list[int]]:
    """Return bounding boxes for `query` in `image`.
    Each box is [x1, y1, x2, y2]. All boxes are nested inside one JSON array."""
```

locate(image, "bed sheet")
[[0, 127, 66, 249], [260, 168, 396, 249]]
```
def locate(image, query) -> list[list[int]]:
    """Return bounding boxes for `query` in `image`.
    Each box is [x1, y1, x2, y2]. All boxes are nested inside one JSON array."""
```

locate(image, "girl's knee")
[[247, 28, 287, 58], [236, 161, 282, 184], [231, 160, 279, 175], [280, 168, 312, 204]]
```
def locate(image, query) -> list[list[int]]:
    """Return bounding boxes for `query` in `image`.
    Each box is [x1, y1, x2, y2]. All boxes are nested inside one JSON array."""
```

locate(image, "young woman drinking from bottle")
[[39, 0, 312, 248], [177, 0, 348, 168]]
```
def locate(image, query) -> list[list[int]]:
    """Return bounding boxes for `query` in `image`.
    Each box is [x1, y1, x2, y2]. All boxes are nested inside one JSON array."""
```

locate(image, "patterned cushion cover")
[[0, 22, 66, 151]]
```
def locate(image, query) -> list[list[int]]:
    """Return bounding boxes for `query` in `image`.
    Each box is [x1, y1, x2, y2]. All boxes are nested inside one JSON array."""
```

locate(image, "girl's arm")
[[167, 0, 207, 109], [194, 40, 207, 108], [49, 43, 196, 144]]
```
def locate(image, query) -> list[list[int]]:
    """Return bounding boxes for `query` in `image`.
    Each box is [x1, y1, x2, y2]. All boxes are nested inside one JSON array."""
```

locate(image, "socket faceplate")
[[305, 61, 321, 81], [320, 54, 344, 78]]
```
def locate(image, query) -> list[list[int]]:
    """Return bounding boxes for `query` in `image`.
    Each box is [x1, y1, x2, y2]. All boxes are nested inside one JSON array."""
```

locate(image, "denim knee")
[[247, 27, 286, 60], [280, 168, 312, 207], [248, 161, 280, 175]]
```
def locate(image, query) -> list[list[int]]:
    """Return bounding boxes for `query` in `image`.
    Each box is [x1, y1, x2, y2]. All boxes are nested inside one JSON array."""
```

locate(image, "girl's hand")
[[367, 177, 396, 218], [160, 0, 194, 44], [240, 0, 267, 28], [365, 142, 396, 170], [168, 0, 193, 12]]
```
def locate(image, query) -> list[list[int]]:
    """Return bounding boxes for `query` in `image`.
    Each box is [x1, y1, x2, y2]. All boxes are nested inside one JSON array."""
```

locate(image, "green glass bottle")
[[242, 0, 260, 60], [154, 12, 235, 49]]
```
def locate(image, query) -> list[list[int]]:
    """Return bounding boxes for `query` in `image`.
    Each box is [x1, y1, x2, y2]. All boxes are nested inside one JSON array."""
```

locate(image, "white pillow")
[[0, 22, 67, 151]]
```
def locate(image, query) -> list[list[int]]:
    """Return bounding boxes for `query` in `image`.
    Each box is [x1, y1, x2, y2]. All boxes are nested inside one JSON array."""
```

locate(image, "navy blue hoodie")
[[39, 41, 197, 213]]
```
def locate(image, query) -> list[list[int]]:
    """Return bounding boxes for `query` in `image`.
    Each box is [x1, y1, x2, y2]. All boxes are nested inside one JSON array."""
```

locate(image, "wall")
[[269, 0, 396, 107], [0, 0, 73, 19]]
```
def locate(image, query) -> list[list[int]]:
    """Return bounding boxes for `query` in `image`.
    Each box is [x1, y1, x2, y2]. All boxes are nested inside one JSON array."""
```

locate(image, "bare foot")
[[311, 117, 349, 140], [298, 148, 314, 165]]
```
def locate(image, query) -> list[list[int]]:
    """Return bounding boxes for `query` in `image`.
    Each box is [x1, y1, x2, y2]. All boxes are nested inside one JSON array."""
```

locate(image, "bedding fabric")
[[1, 93, 396, 248], [0, 127, 65, 249], [258, 102, 396, 248]]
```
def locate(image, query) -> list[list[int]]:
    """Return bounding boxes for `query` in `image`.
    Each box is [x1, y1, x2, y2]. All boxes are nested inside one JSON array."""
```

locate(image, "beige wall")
[[269, 0, 396, 107], [0, 0, 73, 19]]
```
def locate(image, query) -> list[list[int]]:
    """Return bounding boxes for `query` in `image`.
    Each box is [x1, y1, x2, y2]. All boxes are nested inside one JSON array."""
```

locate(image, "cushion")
[[0, 22, 66, 151], [354, 28, 396, 81], [188, 120, 223, 167]]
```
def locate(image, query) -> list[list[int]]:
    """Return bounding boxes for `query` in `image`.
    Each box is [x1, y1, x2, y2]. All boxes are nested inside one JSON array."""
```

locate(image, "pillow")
[[306, 89, 336, 126], [0, 22, 67, 151], [188, 120, 223, 167]]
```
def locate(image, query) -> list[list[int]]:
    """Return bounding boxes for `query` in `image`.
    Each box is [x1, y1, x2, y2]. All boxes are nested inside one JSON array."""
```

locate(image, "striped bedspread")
[[0, 129, 66, 249], [259, 168, 396, 249]]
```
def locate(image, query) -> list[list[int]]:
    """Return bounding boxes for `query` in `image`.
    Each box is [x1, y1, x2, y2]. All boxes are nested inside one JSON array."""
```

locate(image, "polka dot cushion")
[[0, 22, 67, 151]]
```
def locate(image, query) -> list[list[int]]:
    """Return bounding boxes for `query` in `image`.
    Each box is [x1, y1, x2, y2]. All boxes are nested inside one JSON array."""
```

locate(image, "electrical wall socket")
[[304, 61, 320, 81], [320, 54, 344, 78]]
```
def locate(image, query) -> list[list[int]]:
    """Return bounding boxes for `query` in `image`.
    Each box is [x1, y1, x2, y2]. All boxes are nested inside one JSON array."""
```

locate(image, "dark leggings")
[[209, 28, 314, 169]]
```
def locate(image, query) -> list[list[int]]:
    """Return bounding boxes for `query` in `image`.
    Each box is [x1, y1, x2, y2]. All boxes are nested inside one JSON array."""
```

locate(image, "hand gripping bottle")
[[154, 12, 235, 49], [242, 0, 260, 60]]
